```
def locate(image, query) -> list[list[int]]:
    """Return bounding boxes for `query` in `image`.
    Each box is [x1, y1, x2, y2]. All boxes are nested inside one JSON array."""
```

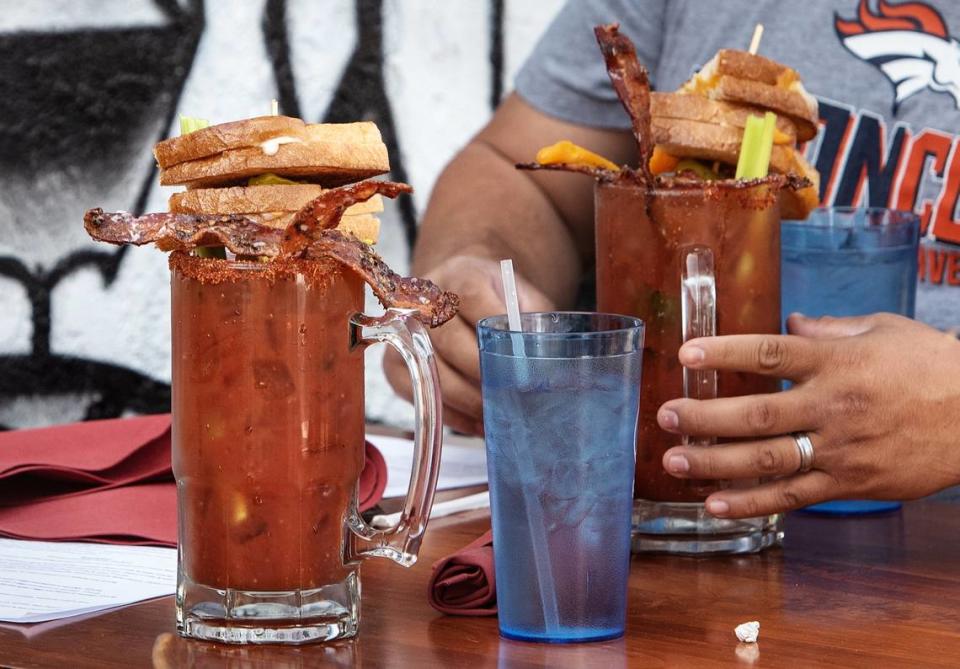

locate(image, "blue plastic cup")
[[477, 312, 643, 643], [782, 207, 919, 515]]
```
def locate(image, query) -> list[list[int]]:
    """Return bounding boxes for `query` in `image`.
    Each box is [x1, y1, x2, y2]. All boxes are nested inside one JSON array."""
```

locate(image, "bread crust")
[[711, 76, 818, 142], [650, 118, 795, 172], [159, 139, 390, 187], [715, 49, 793, 86], [652, 93, 797, 141], [650, 117, 820, 217], [154, 116, 308, 168], [243, 211, 381, 243]]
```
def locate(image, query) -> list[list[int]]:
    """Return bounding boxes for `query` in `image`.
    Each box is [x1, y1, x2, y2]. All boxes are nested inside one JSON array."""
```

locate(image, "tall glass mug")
[[596, 178, 786, 555], [170, 252, 443, 644]]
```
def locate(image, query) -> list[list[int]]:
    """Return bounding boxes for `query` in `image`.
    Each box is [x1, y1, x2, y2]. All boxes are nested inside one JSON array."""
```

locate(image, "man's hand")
[[384, 255, 554, 435], [657, 313, 960, 518]]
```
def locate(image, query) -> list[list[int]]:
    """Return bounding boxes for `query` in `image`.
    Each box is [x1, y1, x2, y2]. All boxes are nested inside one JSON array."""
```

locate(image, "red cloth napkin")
[[0, 415, 388, 547], [427, 529, 496, 616], [0, 483, 177, 546]]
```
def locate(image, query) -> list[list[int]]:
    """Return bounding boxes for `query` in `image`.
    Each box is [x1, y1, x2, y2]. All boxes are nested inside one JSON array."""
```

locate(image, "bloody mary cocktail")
[[596, 177, 784, 554], [171, 252, 364, 594]]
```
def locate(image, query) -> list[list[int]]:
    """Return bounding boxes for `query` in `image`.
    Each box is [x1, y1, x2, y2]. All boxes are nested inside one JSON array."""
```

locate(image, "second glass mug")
[[595, 178, 788, 555], [170, 252, 443, 644]]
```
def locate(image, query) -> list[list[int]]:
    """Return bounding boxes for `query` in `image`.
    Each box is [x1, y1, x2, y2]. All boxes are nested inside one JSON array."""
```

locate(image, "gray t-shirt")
[[516, 0, 960, 329]]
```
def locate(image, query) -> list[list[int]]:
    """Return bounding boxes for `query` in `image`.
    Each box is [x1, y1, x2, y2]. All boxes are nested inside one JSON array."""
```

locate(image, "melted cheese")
[[535, 140, 618, 171]]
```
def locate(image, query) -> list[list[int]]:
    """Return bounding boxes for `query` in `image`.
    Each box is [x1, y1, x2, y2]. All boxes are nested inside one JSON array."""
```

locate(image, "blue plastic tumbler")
[[782, 207, 919, 515], [478, 312, 643, 643]]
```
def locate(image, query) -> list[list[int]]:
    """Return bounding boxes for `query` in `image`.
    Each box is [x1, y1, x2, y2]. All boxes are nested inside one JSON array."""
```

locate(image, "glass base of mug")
[[176, 571, 360, 645], [631, 499, 784, 555]]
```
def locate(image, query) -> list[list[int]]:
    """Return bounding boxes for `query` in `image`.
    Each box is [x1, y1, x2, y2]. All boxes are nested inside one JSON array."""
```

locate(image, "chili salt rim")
[[169, 251, 344, 286]]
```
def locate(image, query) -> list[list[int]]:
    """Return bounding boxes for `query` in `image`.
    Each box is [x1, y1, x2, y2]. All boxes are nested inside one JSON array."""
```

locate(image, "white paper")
[[0, 539, 176, 623], [368, 434, 487, 498], [371, 491, 490, 529]]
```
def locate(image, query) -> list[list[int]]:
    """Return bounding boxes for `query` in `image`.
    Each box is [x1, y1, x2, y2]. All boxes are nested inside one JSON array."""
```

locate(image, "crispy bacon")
[[594, 24, 654, 184], [308, 230, 459, 327], [83, 180, 458, 328], [282, 180, 412, 257], [515, 161, 645, 185], [83, 209, 282, 256]]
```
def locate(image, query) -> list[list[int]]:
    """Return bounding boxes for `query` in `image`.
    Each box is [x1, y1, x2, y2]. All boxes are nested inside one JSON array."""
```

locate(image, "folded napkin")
[[0, 415, 388, 547], [427, 529, 496, 616], [0, 414, 171, 499], [0, 483, 177, 546]]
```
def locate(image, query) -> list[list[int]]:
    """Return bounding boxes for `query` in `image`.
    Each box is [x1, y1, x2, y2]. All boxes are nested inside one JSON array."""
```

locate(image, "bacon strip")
[[308, 230, 459, 327], [515, 162, 648, 187], [84, 209, 282, 256], [282, 180, 412, 257], [83, 180, 458, 328], [594, 24, 654, 184]]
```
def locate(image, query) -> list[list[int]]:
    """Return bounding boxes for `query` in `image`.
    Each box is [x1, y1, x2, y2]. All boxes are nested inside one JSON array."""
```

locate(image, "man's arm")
[[414, 93, 635, 296], [385, 93, 635, 434]]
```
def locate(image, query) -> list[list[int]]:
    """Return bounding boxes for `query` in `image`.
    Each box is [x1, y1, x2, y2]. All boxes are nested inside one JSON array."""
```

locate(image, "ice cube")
[[848, 225, 884, 251]]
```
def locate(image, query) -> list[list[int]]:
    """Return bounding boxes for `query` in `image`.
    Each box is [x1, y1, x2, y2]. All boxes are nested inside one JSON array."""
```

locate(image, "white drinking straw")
[[271, 98, 279, 116], [498, 259, 560, 633], [500, 259, 523, 332], [748, 24, 764, 55]]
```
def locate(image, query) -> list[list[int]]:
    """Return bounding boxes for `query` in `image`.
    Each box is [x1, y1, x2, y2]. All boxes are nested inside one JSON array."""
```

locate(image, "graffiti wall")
[[0, 0, 563, 429]]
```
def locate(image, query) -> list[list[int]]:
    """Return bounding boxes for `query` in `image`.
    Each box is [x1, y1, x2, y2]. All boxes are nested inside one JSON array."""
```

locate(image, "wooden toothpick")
[[748, 24, 764, 55]]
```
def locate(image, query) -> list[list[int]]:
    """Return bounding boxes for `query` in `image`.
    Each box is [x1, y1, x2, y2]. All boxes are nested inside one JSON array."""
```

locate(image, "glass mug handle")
[[680, 246, 717, 448], [346, 308, 443, 567]]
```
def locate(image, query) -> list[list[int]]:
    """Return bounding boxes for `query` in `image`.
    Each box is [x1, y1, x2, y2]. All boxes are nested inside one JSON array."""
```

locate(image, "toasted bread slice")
[[652, 93, 797, 144], [168, 183, 383, 243], [650, 117, 820, 217], [168, 184, 384, 217], [681, 49, 818, 142], [650, 117, 798, 174], [159, 122, 390, 188], [244, 211, 381, 244], [714, 49, 799, 87], [154, 116, 308, 168], [712, 76, 818, 143]]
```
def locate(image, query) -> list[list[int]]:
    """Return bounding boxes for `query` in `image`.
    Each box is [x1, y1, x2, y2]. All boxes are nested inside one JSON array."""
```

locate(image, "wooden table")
[[2, 500, 959, 668]]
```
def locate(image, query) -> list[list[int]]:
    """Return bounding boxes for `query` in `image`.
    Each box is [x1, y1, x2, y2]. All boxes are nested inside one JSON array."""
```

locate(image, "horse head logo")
[[836, 0, 960, 113]]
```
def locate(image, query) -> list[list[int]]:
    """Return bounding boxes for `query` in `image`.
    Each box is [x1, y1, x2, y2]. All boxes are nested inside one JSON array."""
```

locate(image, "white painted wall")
[[0, 0, 564, 429]]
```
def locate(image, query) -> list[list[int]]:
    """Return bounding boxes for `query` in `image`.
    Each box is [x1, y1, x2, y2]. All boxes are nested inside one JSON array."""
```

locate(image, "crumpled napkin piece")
[[735, 620, 760, 643]]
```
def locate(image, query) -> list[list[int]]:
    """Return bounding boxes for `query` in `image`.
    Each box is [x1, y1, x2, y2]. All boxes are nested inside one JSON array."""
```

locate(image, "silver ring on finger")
[[791, 432, 815, 473]]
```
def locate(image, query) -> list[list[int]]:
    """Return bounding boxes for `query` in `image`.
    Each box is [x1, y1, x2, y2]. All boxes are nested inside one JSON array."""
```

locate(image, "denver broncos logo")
[[835, 0, 960, 113]]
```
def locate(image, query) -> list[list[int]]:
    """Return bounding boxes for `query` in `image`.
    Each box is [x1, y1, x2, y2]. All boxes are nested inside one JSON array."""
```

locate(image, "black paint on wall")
[[490, 0, 505, 109], [0, 0, 510, 428], [322, 0, 418, 251], [0, 0, 205, 428], [263, 0, 301, 120]]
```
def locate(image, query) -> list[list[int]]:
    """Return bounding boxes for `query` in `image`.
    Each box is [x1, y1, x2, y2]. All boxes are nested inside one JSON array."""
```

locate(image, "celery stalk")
[[735, 112, 777, 179], [179, 115, 210, 135]]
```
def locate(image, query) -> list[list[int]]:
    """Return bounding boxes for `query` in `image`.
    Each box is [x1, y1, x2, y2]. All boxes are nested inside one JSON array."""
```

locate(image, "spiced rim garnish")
[[84, 209, 283, 256], [282, 180, 411, 257], [513, 24, 654, 187], [515, 161, 640, 184], [594, 23, 654, 185], [306, 230, 460, 328], [84, 179, 459, 327]]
